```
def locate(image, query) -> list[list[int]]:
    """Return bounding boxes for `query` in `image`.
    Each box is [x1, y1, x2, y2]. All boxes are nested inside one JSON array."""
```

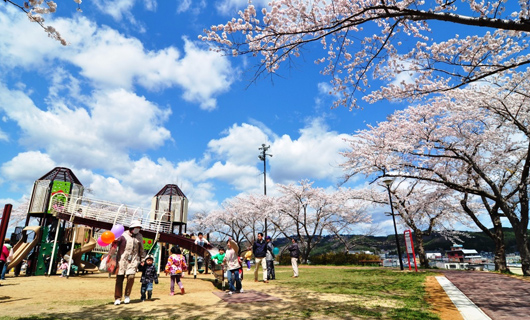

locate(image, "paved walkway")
[[440, 270, 530, 320]]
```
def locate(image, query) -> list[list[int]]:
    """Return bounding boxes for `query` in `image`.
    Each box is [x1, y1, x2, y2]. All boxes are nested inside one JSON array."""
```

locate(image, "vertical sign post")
[[404, 230, 418, 272]]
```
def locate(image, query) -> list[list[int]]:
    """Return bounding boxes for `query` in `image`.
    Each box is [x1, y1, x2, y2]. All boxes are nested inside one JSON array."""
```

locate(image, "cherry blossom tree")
[[0, 198, 30, 231], [203, 180, 371, 262], [201, 1, 530, 109], [268, 180, 372, 263], [200, 194, 281, 254], [353, 181, 470, 268], [3, 0, 82, 45], [341, 74, 530, 274], [389, 182, 472, 268], [459, 191, 508, 272]]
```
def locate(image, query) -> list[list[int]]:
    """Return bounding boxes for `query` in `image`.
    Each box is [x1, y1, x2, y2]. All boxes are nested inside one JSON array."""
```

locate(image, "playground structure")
[[6, 226, 41, 271], [2, 167, 216, 279], [69, 227, 98, 273]]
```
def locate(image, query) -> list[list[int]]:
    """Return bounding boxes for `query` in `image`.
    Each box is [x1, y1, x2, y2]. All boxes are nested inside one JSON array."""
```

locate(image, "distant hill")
[[272, 228, 524, 256]]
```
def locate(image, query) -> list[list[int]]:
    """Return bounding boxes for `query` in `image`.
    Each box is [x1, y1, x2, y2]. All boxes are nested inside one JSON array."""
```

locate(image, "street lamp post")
[[383, 178, 404, 271], [258, 144, 272, 236]]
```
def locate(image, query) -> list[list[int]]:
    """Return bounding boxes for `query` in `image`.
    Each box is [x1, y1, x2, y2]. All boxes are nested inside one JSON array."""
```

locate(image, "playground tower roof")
[[154, 184, 187, 198], [37, 167, 83, 185]]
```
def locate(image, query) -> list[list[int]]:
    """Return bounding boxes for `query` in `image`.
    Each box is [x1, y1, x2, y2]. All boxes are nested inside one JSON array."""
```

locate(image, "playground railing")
[[59, 196, 174, 234]]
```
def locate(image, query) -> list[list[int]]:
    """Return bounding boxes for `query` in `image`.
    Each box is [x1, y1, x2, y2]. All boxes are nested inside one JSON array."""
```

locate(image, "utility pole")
[[258, 144, 272, 236]]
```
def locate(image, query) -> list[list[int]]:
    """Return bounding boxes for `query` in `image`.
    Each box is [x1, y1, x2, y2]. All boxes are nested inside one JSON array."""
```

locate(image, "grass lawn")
[[274, 266, 440, 320], [0, 266, 441, 320]]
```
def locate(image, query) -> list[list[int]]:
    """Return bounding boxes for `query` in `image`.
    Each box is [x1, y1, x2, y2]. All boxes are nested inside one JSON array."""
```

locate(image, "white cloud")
[[0, 11, 235, 111], [0, 6, 64, 69], [93, 0, 136, 21], [0, 127, 8, 142], [173, 39, 235, 110], [93, 0, 157, 19], [177, 0, 192, 13], [216, 0, 270, 15], [85, 173, 148, 207], [206, 119, 350, 188], [1, 151, 56, 183], [204, 161, 260, 190], [186, 182, 219, 213], [207, 123, 269, 165], [0, 84, 171, 172], [67, 28, 235, 110], [270, 118, 350, 183], [144, 0, 158, 11]]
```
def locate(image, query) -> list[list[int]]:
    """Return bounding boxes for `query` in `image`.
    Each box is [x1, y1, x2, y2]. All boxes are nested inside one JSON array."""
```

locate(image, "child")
[[211, 247, 226, 266], [194, 232, 209, 247], [165, 246, 187, 295], [58, 259, 68, 277], [244, 248, 252, 271], [138, 255, 158, 301], [223, 238, 242, 294]]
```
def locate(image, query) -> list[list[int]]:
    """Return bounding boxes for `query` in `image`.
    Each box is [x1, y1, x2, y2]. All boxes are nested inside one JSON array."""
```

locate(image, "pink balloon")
[[97, 236, 109, 247], [111, 224, 125, 238]]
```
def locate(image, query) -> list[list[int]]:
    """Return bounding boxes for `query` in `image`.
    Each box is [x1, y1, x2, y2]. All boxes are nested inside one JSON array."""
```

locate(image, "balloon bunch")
[[97, 224, 125, 246]]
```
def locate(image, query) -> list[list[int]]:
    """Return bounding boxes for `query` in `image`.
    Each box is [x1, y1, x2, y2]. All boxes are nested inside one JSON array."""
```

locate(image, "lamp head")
[[382, 178, 394, 187]]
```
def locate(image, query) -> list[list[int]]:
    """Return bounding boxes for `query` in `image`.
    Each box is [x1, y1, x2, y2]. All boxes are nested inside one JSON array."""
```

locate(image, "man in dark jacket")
[[252, 233, 268, 283], [288, 238, 300, 278]]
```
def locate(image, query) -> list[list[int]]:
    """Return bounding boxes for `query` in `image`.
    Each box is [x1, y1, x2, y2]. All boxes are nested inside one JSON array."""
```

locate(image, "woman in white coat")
[[113, 220, 145, 305]]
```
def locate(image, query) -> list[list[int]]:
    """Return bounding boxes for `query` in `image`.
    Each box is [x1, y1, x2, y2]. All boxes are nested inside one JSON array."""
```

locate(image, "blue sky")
[[0, 0, 466, 236]]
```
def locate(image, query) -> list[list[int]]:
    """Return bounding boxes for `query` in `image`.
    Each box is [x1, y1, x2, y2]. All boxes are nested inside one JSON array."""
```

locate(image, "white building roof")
[[461, 249, 478, 254]]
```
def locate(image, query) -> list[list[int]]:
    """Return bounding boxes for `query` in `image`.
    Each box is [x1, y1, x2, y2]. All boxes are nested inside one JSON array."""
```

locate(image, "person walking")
[[252, 233, 268, 283], [113, 220, 145, 305], [265, 236, 275, 280], [138, 255, 158, 301], [288, 238, 300, 278], [0, 243, 9, 284], [165, 246, 187, 295], [1, 242, 13, 280], [224, 237, 242, 294], [244, 247, 252, 271]]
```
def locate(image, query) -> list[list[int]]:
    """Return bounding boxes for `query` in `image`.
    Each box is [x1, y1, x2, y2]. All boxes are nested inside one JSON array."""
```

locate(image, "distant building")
[[348, 250, 374, 255], [447, 244, 483, 264], [436, 244, 484, 270], [426, 252, 442, 260]]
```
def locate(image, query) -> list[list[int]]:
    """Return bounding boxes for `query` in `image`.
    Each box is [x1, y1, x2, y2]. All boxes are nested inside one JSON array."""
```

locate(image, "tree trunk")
[[491, 216, 508, 272], [460, 197, 507, 271], [414, 231, 429, 268], [512, 224, 530, 276]]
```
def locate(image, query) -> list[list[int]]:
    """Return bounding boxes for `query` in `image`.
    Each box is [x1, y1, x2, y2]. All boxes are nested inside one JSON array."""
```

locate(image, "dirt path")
[[0, 267, 459, 319], [424, 275, 463, 320]]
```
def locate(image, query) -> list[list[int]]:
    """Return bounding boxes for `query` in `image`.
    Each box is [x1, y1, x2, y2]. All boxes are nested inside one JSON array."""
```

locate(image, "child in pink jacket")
[[165, 246, 187, 295]]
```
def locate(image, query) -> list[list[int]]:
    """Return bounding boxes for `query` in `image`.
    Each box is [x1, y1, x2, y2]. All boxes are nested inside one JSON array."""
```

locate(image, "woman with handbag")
[[113, 220, 145, 305]]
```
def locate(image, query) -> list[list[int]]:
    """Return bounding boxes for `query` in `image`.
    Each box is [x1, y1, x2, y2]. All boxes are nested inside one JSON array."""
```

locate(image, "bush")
[[279, 251, 381, 266], [307, 252, 380, 266], [279, 253, 292, 265]]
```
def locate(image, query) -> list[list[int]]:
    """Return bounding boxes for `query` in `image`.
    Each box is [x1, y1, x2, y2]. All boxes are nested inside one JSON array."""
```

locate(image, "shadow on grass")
[[2, 268, 440, 320], [1, 285, 397, 320]]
